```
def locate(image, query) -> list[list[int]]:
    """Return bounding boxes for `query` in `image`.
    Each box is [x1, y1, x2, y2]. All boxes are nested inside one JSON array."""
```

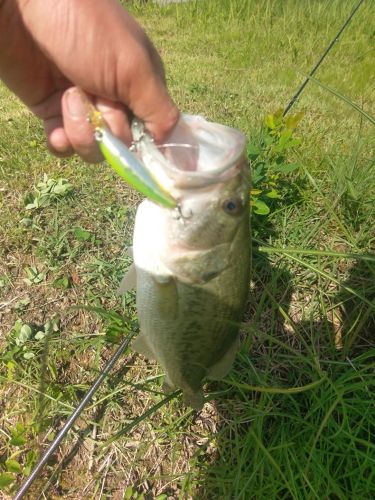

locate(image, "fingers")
[[115, 37, 180, 144], [44, 116, 73, 157], [45, 82, 176, 162], [127, 76, 180, 145], [18, 0, 180, 154], [21, 0, 179, 144], [49, 87, 131, 163], [94, 97, 133, 146], [60, 88, 101, 163]]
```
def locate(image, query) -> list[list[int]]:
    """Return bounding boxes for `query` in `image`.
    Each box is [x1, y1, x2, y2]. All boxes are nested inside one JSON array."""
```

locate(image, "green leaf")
[[284, 111, 304, 130], [10, 435, 26, 446], [23, 266, 45, 284], [273, 163, 300, 173], [5, 459, 22, 474], [14, 297, 31, 312], [23, 351, 35, 360], [6, 361, 15, 380], [25, 202, 37, 210], [15, 422, 25, 433], [47, 431, 56, 442], [52, 179, 73, 195], [247, 143, 262, 159], [44, 317, 60, 334], [19, 217, 33, 227], [251, 199, 270, 215], [105, 328, 122, 345], [0, 473, 15, 489], [73, 227, 92, 241], [286, 138, 301, 148], [278, 128, 293, 148], [252, 162, 267, 185], [15, 324, 32, 346], [265, 113, 276, 129], [265, 189, 282, 199], [124, 486, 134, 499], [53, 275, 71, 289], [24, 450, 38, 475], [35, 331, 46, 340]]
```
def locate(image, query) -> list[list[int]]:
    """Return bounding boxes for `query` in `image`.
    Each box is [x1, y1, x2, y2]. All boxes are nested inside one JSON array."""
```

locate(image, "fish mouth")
[[91, 110, 247, 207], [132, 114, 247, 190]]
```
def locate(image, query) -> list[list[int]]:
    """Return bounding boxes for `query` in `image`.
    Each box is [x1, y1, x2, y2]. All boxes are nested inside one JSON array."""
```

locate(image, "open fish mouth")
[[131, 114, 247, 190], [90, 106, 247, 208]]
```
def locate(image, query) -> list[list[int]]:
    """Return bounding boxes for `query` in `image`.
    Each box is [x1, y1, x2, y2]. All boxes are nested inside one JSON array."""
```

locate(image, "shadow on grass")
[[338, 259, 375, 357], [196, 218, 375, 498]]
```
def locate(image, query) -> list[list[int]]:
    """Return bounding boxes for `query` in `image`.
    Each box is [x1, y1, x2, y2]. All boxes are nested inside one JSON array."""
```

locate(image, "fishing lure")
[[89, 108, 177, 209]]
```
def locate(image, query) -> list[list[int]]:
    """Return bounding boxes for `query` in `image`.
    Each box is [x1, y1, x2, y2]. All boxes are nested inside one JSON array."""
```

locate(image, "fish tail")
[[162, 378, 205, 410], [182, 388, 205, 410]]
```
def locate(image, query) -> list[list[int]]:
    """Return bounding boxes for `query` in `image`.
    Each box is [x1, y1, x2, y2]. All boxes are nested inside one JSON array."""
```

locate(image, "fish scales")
[[121, 115, 250, 409]]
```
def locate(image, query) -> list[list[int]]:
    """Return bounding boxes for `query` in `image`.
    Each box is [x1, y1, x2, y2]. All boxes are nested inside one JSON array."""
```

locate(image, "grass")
[[0, 0, 374, 497]]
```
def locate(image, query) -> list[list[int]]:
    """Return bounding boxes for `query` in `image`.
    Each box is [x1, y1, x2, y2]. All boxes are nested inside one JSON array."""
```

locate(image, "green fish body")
[[120, 115, 250, 409]]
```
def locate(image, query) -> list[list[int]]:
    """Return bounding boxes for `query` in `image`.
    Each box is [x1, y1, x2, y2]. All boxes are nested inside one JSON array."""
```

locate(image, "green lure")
[[91, 110, 177, 209]]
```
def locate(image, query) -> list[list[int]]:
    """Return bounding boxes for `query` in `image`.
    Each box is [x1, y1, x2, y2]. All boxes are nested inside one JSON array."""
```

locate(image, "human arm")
[[0, 0, 179, 162]]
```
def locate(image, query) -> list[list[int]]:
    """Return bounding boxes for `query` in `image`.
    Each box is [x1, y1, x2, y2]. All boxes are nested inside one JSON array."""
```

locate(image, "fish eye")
[[222, 197, 243, 215]]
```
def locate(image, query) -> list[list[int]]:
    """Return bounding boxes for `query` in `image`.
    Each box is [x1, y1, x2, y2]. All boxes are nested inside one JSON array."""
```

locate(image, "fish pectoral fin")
[[132, 334, 155, 360], [208, 336, 240, 380], [169, 243, 231, 284], [152, 276, 179, 319], [117, 262, 137, 294]]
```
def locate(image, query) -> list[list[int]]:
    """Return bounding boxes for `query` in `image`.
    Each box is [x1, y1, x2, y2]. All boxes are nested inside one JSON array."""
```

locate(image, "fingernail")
[[66, 88, 88, 118], [96, 98, 114, 114]]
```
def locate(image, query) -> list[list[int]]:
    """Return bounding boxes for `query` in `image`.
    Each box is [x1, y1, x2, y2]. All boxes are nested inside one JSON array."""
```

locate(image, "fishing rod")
[[14, 331, 135, 500], [14, 0, 365, 497], [283, 0, 365, 116]]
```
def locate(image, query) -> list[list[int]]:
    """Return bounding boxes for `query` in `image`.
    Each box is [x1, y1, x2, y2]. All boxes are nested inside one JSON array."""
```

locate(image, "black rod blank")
[[14, 332, 134, 500]]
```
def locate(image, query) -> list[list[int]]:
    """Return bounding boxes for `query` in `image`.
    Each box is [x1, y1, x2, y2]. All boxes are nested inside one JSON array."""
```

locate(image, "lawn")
[[0, 0, 374, 498]]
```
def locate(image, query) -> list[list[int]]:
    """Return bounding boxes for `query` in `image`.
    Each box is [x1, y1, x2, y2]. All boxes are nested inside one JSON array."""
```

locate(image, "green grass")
[[0, 0, 374, 497]]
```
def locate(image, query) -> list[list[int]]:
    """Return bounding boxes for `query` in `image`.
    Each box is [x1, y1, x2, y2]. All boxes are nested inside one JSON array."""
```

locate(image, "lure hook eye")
[[94, 129, 103, 141]]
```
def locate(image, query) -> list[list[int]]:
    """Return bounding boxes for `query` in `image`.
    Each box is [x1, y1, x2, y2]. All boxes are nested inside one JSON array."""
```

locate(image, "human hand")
[[0, 0, 179, 162]]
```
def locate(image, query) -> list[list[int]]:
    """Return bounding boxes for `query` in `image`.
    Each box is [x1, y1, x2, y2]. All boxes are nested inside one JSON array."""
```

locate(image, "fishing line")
[[14, 0, 366, 497], [283, 0, 365, 116]]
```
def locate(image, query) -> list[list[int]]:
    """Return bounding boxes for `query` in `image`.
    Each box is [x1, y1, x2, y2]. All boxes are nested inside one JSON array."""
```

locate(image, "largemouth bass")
[[120, 115, 250, 409]]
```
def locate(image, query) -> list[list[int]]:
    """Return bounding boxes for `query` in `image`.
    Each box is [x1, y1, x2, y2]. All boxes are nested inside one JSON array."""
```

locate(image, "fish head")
[[169, 160, 249, 250], [139, 115, 250, 284]]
